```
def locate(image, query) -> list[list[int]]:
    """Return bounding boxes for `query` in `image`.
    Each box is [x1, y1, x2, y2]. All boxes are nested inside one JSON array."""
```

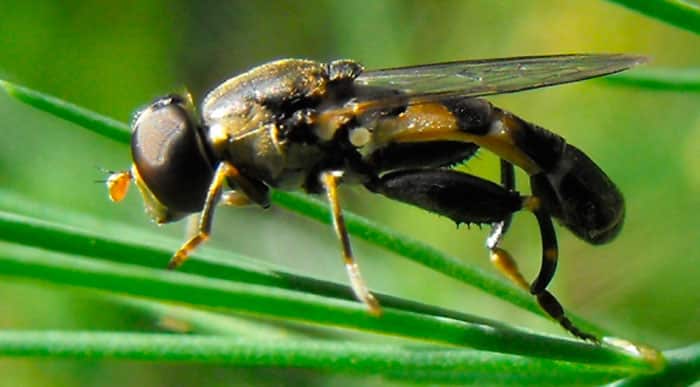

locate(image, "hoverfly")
[[107, 54, 645, 341]]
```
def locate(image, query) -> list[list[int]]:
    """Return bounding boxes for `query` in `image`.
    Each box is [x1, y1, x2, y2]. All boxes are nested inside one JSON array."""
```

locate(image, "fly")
[[106, 54, 646, 341]]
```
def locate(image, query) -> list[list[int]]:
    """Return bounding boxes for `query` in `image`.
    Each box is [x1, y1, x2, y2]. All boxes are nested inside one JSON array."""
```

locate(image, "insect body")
[[107, 54, 644, 340]]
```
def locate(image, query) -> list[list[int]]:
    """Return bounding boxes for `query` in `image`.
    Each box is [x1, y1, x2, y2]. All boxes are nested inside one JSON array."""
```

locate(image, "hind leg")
[[368, 168, 598, 341]]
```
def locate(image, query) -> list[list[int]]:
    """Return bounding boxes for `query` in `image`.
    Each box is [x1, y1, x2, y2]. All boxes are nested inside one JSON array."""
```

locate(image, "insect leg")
[[493, 201, 599, 341], [220, 191, 255, 207], [224, 172, 271, 209], [486, 159, 516, 249], [369, 168, 597, 340], [526, 198, 558, 294], [320, 170, 381, 316], [524, 198, 598, 342], [367, 169, 523, 229], [368, 168, 527, 287], [167, 162, 239, 270], [496, 199, 598, 341], [486, 159, 534, 292]]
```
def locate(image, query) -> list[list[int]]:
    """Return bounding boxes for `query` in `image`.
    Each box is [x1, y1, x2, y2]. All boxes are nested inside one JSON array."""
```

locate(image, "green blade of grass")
[[606, 343, 700, 386], [0, 204, 510, 332], [0, 331, 635, 385], [604, 68, 700, 92], [0, 80, 604, 335], [0, 200, 662, 369], [0, 80, 130, 144], [107, 295, 302, 338], [607, 0, 700, 35], [0, 240, 654, 368]]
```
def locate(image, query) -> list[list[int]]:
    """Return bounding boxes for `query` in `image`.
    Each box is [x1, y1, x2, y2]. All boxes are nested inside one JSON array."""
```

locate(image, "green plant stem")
[[607, 343, 700, 386], [605, 68, 700, 92], [107, 296, 300, 338], [0, 240, 652, 368], [0, 80, 130, 144], [0, 206, 510, 333], [0, 331, 636, 385], [607, 0, 700, 35]]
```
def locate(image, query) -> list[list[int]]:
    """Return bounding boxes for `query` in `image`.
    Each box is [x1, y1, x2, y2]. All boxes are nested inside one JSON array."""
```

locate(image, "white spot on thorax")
[[489, 119, 507, 136], [209, 123, 228, 144], [349, 126, 371, 147]]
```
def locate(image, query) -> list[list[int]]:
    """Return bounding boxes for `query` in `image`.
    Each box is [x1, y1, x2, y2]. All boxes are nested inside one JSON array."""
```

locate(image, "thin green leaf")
[[0, 203, 509, 332], [108, 296, 300, 338], [0, 331, 635, 385], [0, 80, 130, 143], [607, 0, 700, 35], [606, 343, 700, 386], [604, 68, 700, 92], [0, 240, 653, 368]]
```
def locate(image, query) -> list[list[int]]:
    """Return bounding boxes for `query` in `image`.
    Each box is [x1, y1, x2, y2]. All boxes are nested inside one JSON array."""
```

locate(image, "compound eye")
[[131, 96, 214, 221]]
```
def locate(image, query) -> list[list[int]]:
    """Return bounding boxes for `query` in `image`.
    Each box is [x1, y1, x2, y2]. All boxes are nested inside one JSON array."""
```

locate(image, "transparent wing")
[[352, 54, 646, 108]]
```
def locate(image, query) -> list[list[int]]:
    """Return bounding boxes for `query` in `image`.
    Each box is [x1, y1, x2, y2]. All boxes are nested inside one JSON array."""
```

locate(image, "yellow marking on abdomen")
[[382, 103, 541, 174]]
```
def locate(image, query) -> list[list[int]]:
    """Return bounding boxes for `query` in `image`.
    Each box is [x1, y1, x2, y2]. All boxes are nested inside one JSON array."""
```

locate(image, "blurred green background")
[[0, 1, 698, 385]]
